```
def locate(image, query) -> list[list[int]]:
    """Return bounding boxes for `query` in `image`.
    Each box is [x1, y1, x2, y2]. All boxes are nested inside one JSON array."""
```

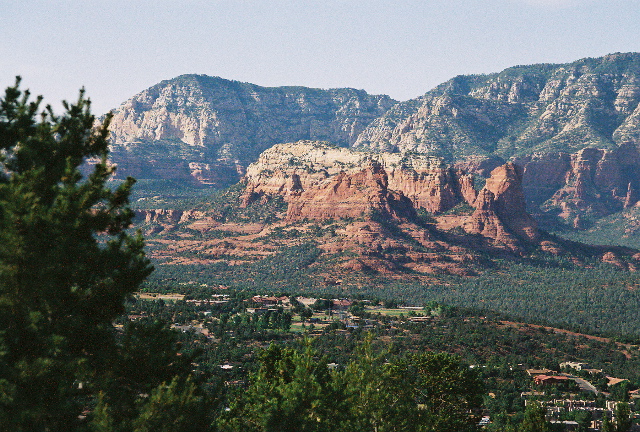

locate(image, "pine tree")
[[220, 342, 342, 432], [518, 402, 550, 432], [407, 352, 484, 432], [615, 402, 631, 432], [132, 377, 208, 432], [0, 78, 152, 431], [600, 413, 612, 432]]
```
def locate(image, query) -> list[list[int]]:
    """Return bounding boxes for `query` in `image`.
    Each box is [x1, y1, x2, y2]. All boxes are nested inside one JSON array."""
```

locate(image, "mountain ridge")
[[353, 52, 640, 159], [107, 74, 396, 187], [108, 52, 640, 168], [109, 53, 640, 242], [136, 141, 640, 281]]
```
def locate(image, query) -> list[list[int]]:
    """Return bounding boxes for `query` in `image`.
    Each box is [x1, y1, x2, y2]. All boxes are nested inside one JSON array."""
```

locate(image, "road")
[[560, 373, 598, 395]]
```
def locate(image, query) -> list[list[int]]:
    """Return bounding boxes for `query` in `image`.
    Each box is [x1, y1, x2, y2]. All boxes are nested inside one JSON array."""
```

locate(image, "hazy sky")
[[2, 0, 639, 114]]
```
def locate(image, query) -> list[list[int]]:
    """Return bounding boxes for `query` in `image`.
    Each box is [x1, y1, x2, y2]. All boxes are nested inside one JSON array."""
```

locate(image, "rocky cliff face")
[[134, 209, 207, 235], [241, 141, 539, 248], [241, 141, 476, 213], [107, 75, 395, 186], [354, 53, 640, 161], [514, 142, 640, 226], [464, 163, 539, 249], [285, 164, 416, 222], [135, 141, 640, 279], [111, 54, 640, 238]]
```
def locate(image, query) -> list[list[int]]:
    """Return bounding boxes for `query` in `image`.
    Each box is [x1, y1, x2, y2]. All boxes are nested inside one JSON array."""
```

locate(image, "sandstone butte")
[[463, 163, 539, 250], [135, 141, 640, 275], [240, 141, 539, 250], [241, 141, 476, 213], [105, 55, 640, 231]]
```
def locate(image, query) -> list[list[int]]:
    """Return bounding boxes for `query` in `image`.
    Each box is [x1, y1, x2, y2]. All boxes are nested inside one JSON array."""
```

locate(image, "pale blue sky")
[[2, 0, 639, 114]]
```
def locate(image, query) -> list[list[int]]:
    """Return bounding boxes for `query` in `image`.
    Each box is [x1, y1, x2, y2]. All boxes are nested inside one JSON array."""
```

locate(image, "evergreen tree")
[[340, 338, 418, 432], [95, 320, 198, 427], [610, 381, 630, 402], [615, 402, 631, 432], [518, 402, 550, 432], [0, 79, 152, 430], [600, 413, 612, 432], [220, 342, 341, 432], [132, 377, 208, 432], [406, 352, 483, 432]]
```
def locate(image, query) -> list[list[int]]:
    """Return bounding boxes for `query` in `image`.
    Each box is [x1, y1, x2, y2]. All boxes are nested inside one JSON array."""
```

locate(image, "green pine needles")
[[0, 78, 153, 430]]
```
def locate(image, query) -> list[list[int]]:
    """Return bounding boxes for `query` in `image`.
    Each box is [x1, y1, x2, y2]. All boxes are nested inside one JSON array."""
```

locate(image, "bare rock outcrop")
[[134, 209, 205, 231], [241, 141, 476, 212], [453, 156, 506, 178], [463, 189, 520, 248], [385, 165, 477, 213], [515, 142, 640, 225], [355, 53, 640, 162], [464, 163, 539, 247], [285, 164, 416, 221], [136, 209, 185, 224], [242, 142, 545, 251], [241, 141, 545, 249], [107, 75, 395, 186]]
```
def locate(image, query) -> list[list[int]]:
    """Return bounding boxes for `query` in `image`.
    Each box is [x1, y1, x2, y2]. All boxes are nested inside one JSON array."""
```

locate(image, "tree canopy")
[[220, 339, 484, 432], [0, 78, 153, 430]]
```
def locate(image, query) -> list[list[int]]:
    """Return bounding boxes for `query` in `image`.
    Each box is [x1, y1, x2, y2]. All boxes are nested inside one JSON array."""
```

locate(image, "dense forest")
[[144, 243, 640, 338]]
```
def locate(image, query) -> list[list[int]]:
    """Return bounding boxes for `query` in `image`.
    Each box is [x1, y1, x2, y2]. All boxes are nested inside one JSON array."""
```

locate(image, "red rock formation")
[[134, 209, 205, 225], [285, 164, 416, 222], [464, 163, 539, 246], [463, 189, 520, 248], [515, 142, 640, 224], [385, 167, 476, 213], [454, 156, 505, 178], [485, 163, 539, 242], [624, 182, 639, 209], [136, 209, 185, 224], [240, 171, 306, 208], [241, 142, 477, 213], [515, 152, 572, 205]]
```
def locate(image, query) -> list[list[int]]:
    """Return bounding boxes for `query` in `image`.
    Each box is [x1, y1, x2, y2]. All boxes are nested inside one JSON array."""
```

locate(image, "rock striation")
[[242, 141, 539, 247], [241, 141, 476, 213], [354, 53, 640, 161], [514, 142, 640, 226], [107, 75, 395, 186], [136, 143, 640, 277], [464, 163, 539, 248], [285, 164, 416, 221], [108, 54, 640, 239]]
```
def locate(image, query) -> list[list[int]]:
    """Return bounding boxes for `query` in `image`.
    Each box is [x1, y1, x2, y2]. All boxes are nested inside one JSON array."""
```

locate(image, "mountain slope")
[[136, 141, 639, 277], [110, 53, 640, 243], [135, 142, 640, 335], [354, 52, 640, 160], [107, 74, 396, 186]]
